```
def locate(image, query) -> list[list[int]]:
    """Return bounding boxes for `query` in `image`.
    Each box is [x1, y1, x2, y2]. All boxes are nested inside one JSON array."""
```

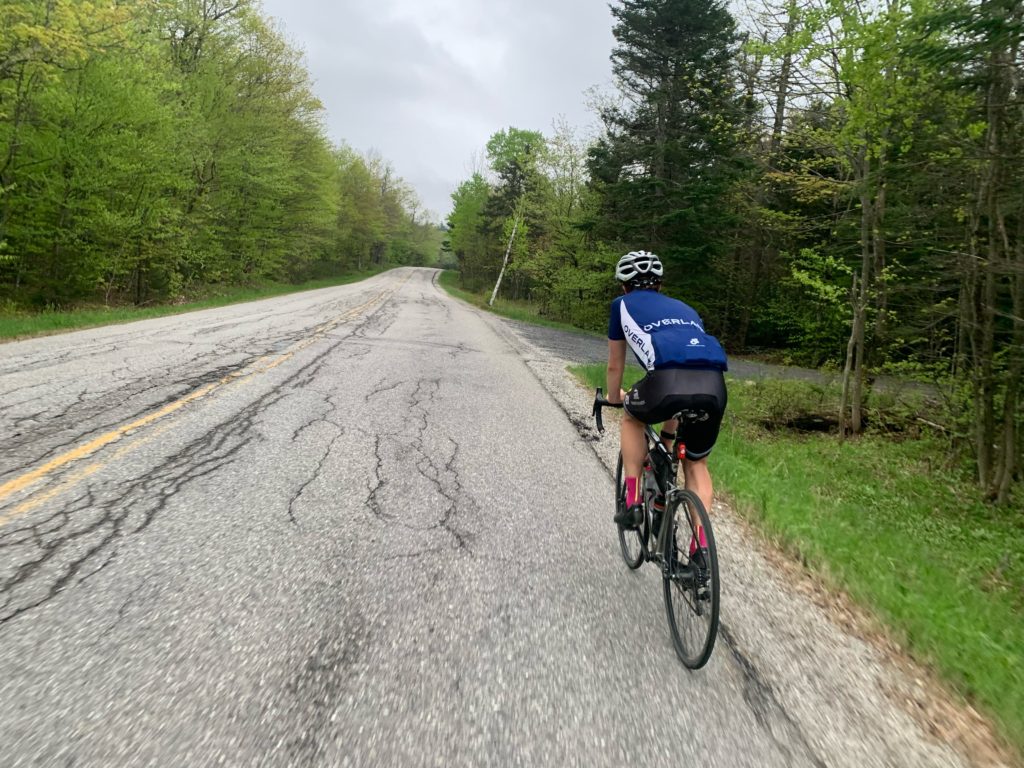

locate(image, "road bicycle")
[[592, 388, 720, 669]]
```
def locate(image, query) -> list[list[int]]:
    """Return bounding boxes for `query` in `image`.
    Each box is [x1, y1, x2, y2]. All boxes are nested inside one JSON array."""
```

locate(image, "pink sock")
[[625, 477, 640, 508], [689, 526, 708, 555]]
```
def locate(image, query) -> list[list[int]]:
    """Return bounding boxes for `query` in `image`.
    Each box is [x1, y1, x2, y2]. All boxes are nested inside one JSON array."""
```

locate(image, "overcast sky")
[[258, 0, 616, 221]]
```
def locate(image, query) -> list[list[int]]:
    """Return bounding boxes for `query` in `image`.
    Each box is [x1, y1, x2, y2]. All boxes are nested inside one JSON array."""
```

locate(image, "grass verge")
[[570, 362, 1024, 754], [436, 270, 602, 336], [0, 270, 383, 342]]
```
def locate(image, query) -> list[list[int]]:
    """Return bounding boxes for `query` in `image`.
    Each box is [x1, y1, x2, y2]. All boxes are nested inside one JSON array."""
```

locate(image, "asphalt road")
[[0, 268, 970, 767]]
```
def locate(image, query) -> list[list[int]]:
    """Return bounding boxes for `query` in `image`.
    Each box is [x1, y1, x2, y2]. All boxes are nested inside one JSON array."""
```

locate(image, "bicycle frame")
[[645, 431, 693, 573], [592, 387, 721, 667], [593, 388, 689, 571]]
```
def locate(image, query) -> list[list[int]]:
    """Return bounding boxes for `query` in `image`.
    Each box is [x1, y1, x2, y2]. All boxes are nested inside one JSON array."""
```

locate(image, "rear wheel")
[[615, 453, 644, 569], [663, 489, 719, 668]]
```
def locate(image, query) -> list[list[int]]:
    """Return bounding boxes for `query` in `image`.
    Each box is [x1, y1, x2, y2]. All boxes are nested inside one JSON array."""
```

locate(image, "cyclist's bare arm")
[[607, 339, 627, 403]]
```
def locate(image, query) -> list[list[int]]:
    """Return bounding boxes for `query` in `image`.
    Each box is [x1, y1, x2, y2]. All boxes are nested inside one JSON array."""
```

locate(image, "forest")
[[447, 0, 1023, 504], [0, 1, 437, 311]]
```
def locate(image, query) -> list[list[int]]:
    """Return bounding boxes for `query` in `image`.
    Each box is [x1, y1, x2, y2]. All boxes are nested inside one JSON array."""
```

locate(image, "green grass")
[[571, 362, 646, 394], [570, 362, 1024, 754], [436, 270, 603, 337], [0, 270, 383, 341]]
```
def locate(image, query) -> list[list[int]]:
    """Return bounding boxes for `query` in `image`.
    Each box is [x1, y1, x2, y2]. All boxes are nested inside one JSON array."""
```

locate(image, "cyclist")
[[605, 250, 728, 559]]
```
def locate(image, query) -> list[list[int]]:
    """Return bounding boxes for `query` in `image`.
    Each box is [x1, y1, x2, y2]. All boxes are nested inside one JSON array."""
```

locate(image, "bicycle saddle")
[[672, 394, 718, 423]]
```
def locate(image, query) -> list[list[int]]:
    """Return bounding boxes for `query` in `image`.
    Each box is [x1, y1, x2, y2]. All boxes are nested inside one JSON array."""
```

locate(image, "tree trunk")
[[843, 151, 874, 435], [840, 273, 858, 436], [489, 212, 520, 307], [872, 176, 887, 344], [770, 3, 798, 158], [735, 239, 766, 349], [970, 29, 1014, 495]]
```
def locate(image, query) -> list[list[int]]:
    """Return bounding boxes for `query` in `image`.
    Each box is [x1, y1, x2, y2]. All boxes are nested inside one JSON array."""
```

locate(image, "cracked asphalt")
[[0, 268, 973, 767]]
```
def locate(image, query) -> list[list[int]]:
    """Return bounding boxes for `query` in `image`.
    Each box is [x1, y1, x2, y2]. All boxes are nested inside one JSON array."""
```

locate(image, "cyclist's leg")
[[623, 369, 675, 478], [618, 372, 661, 521], [614, 407, 647, 524], [620, 407, 647, 482], [682, 457, 713, 522]]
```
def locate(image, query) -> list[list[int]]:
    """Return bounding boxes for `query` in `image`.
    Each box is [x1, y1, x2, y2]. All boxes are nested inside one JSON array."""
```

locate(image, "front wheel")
[[615, 453, 644, 569], [663, 489, 719, 668]]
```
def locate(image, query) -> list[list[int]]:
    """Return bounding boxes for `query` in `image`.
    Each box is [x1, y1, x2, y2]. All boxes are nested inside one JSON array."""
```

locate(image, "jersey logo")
[[642, 318, 704, 332], [689, 338, 703, 346]]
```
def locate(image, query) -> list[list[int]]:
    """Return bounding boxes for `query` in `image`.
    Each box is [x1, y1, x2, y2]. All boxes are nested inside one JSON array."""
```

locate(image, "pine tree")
[[588, 0, 748, 313]]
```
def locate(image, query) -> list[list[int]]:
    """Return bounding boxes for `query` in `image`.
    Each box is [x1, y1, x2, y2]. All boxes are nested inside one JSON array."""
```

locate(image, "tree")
[[588, 0, 748, 319], [919, 0, 1024, 502], [0, 0, 430, 307], [446, 173, 492, 290], [0, 0, 141, 301]]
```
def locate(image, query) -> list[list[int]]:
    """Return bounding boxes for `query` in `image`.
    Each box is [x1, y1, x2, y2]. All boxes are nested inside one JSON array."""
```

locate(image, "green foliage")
[[485, 128, 547, 195], [789, 248, 851, 305], [0, 0, 432, 310], [447, 122, 629, 330], [738, 378, 842, 429], [447, 173, 494, 291], [437, 269, 602, 335], [757, 249, 854, 366]]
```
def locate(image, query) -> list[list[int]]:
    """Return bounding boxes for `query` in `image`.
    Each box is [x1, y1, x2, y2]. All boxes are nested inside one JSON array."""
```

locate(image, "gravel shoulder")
[[488, 312, 1015, 768]]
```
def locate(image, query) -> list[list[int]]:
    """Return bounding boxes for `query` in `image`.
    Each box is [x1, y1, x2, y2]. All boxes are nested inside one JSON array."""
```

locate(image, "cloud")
[[261, 0, 615, 217]]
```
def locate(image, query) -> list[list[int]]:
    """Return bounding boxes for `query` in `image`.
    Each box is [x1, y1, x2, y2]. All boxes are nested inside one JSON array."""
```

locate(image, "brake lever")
[[593, 387, 605, 434]]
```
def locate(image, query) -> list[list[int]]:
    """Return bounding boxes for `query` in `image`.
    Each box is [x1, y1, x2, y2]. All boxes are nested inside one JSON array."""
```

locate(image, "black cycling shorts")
[[623, 368, 727, 460]]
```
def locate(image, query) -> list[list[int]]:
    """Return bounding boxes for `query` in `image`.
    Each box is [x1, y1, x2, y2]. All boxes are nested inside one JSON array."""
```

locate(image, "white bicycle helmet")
[[615, 250, 664, 284]]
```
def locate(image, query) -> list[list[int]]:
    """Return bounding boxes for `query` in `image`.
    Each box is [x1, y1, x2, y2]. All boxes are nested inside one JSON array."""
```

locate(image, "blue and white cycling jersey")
[[608, 290, 728, 372]]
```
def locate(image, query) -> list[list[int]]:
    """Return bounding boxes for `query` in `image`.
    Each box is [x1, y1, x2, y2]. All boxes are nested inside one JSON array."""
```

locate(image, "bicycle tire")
[[663, 489, 720, 668], [615, 453, 644, 570]]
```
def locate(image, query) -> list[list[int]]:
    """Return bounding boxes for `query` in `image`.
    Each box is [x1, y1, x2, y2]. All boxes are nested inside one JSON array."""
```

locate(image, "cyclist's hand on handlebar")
[[593, 387, 620, 433], [607, 389, 626, 405]]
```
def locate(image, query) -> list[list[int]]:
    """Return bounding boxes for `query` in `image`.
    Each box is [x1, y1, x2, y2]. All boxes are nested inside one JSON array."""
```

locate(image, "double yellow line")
[[0, 282, 402, 524]]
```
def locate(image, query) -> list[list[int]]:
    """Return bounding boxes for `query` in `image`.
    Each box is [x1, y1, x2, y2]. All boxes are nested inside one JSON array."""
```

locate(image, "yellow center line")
[[0, 463, 105, 526], [0, 382, 218, 504], [263, 352, 294, 371], [0, 280, 407, 514]]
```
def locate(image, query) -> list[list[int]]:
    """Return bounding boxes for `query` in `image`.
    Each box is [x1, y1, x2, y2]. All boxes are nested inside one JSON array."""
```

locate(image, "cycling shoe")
[[614, 502, 643, 529]]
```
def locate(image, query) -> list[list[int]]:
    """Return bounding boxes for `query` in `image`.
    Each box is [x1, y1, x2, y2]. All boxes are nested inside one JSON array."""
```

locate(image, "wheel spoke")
[[663, 490, 720, 669]]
